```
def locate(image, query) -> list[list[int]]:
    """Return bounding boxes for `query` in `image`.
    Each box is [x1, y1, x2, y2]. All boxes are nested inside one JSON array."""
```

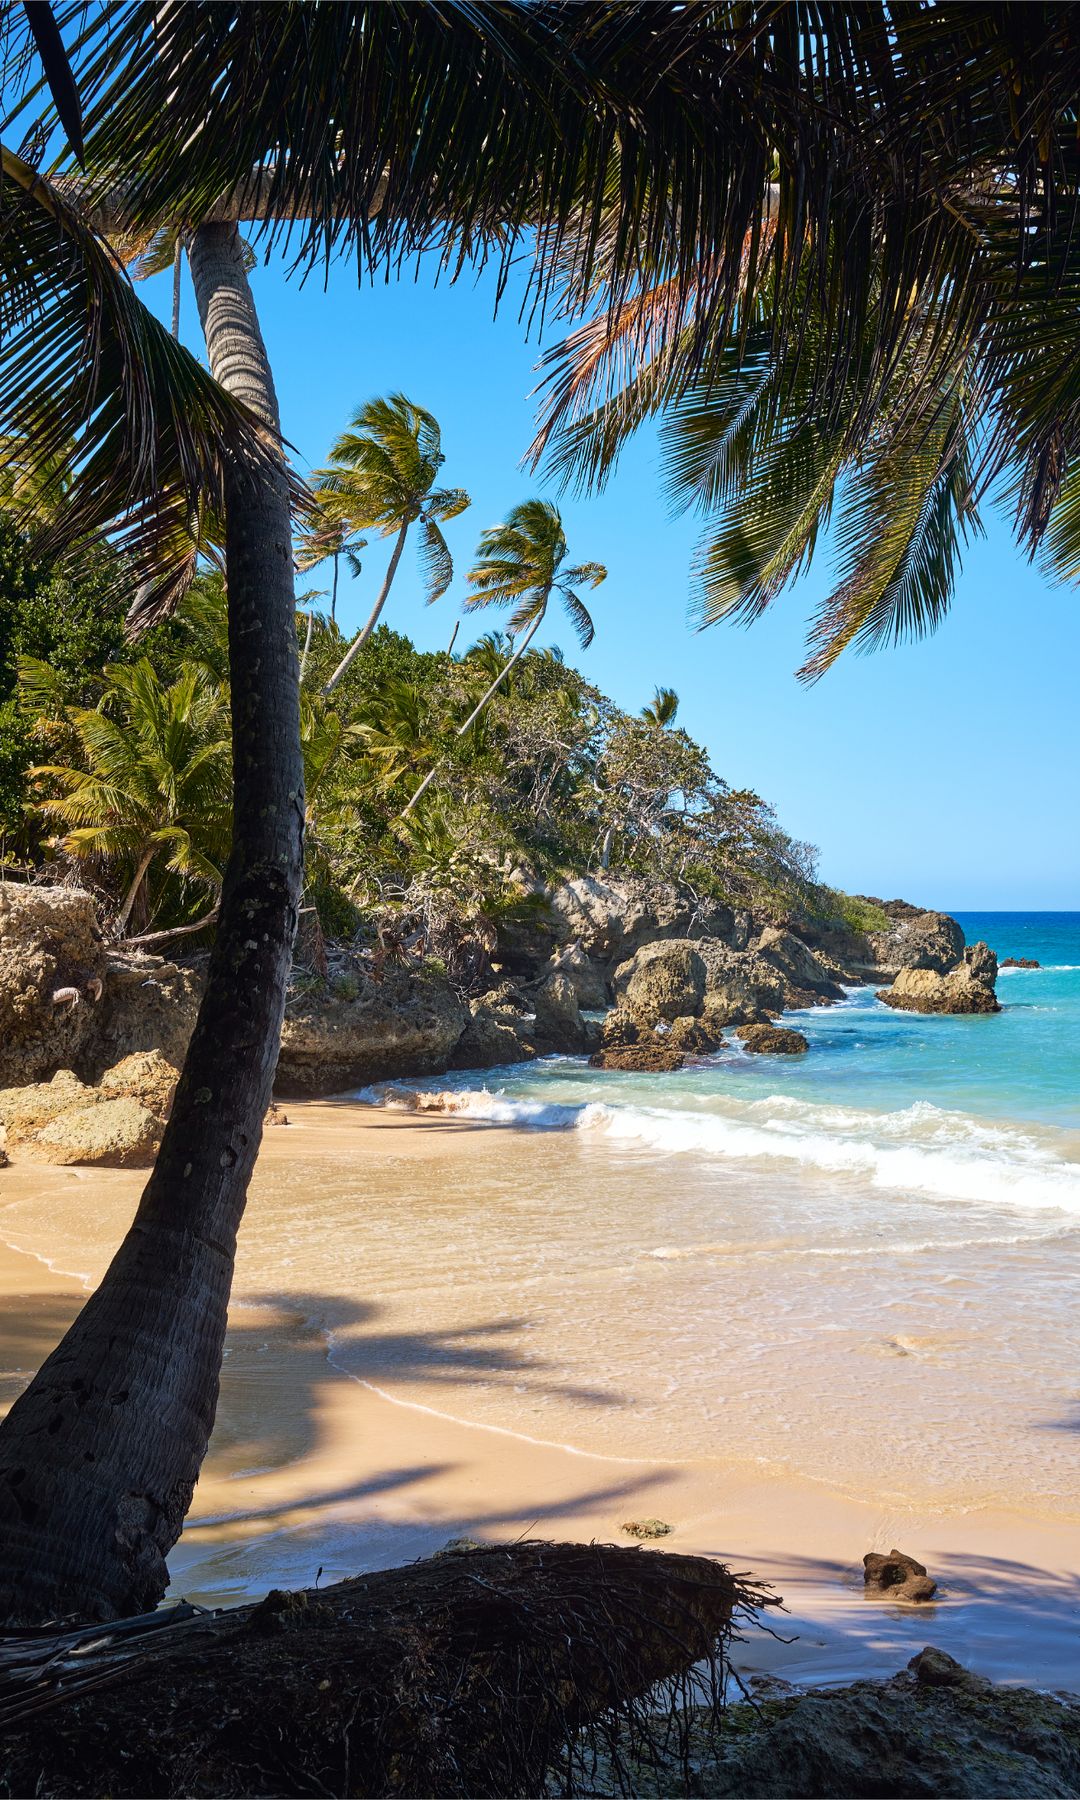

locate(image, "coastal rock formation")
[[545, 941, 610, 1009], [1001, 956, 1041, 969], [612, 940, 708, 1022], [735, 1023, 809, 1056], [589, 1042, 686, 1072], [0, 1069, 98, 1148], [686, 1656, 1080, 1797], [667, 1015, 724, 1053], [97, 1049, 180, 1117], [532, 971, 588, 1051], [278, 963, 469, 1095], [87, 952, 202, 1078], [868, 908, 966, 978], [0, 884, 107, 1086], [751, 926, 846, 1004], [544, 875, 735, 963], [32, 1097, 163, 1167], [863, 1548, 937, 1602], [451, 1004, 533, 1069], [879, 942, 1000, 1015]]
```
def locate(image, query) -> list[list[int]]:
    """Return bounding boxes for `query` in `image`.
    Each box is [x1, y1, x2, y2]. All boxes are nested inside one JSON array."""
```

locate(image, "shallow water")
[[340, 912, 1080, 1516]]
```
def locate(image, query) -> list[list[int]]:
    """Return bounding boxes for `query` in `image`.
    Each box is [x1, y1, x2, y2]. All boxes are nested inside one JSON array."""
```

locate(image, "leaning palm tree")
[[401, 500, 605, 813], [642, 686, 679, 727], [294, 510, 366, 626], [316, 396, 470, 694], [24, 656, 232, 933]]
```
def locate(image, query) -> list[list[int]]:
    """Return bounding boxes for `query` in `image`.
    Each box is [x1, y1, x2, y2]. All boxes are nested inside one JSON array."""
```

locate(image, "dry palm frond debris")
[[0, 1541, 776, 1797]]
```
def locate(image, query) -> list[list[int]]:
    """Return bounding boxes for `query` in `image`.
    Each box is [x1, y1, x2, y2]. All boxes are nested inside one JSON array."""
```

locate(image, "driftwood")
[[0, 1541, 772, 1798]]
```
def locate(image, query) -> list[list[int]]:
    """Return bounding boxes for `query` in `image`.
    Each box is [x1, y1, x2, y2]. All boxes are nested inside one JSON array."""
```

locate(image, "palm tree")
[[642, 686, 679, 728], [402, 501, 605, 814], [294, 511, 366, 627], [24, 657, 232, 933], [315, 397, 470, 694]]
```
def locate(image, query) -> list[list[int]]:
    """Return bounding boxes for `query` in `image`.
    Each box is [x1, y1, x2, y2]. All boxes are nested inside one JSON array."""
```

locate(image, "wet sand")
[[2, 1101, 1079, 1692]]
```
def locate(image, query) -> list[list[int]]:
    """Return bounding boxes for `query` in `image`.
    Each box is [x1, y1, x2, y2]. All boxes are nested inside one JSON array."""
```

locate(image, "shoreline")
[[3, 1101, 1080, 1693]]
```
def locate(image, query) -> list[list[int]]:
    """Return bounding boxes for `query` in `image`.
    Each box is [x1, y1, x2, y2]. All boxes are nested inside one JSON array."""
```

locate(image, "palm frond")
[[417, 517, 453, 605]]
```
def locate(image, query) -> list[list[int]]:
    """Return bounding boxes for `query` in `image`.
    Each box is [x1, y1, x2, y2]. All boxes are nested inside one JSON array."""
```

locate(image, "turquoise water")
[[362, 914, 1080, 1514]]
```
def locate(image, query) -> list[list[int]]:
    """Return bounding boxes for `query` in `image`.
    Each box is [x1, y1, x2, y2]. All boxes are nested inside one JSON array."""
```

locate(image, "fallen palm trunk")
[[0, 1541, 772, 1798]]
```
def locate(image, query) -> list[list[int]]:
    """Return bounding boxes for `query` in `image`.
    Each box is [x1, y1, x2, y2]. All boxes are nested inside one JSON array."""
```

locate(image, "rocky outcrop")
[[277, 964, 469, 1095], [450, 1004, 533, 1070], [867, 909, 966, 979], [32, 1098, 163, 1167], [532, 972, 588, 1051], [97, 1049, 180, 1117], [735, 1023, 809, 1055], [86, 953, 202, 1078], [751, 926, 846, 1004], [497, 875, 735, 976], [0, 1069, 98, 1149], [879, 942, 1000, 1015], [1001, 956, 1040, 969], [611, 940, 708, 1022], [545, 941, 610, 1009], [686, 1654, 1080, 1797], [590, 1043, 686, 1073], [0, 884, 107, 1087]]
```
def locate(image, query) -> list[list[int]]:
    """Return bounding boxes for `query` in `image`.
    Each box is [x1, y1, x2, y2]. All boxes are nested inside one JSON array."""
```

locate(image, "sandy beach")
[[3, 1099, 1079, 1694]]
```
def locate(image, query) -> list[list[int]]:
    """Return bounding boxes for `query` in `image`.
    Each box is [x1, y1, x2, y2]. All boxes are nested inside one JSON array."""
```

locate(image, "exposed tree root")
[[0, 1541, 773, 1797]]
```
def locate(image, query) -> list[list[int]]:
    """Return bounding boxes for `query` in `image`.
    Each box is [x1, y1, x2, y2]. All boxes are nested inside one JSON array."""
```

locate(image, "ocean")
[[357, 912, 1080, 1518]]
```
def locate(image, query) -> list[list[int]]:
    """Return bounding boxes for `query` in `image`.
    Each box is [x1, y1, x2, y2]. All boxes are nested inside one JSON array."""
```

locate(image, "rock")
[[451, 1004, 534, 1070], [693, 1665, 1080, 1797], [864, 1548, 937, 1602], [589, 1043, 686, 1073], [278, 963, 470, 1095], [908, 1646, 987, 1692], [735, 1023, 809, 1056], [0, 884, 107, 1087], [87, 954, 203, 1078], [32, 1097, 163, 1167], [612, 939, 708, 1023], [667, 1014, 723, 1053], [0, 1069, 98, 1148], [751, 926, 846, 1003], [694, 940, 789, 1022], [97, 1049, 180, 1118], [541, 876, 735, 965], [546, 941, 610, 1009], [265, 1104, 289, 1126], [868, 909, 966, 978], [879, 942, 1000, 1016], [621, 1518, 672, 1540], [0, 1144, 8, 1168], [1001, 956, 1041, 969], [531, 971, 586, 1051]]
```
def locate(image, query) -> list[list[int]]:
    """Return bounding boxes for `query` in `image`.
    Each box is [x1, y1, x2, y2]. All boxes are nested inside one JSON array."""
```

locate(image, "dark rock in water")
[[1001, 956, 1041, 969], [879, 942, 1000, 1016], [590, 1043, 686, 1073], [908, 1646, 987, 1692], [531, 971, 587, 1051], [667, 1014, 724, 1053], [735, 1023, 809, 1056], [864, 1548, 937, 1602]]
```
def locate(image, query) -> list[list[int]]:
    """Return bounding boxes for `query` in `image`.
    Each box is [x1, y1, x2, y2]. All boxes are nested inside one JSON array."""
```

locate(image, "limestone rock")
[[667, 1014, 723, 1053], [546, 941, 610, 1009], [589, 1042, 686, 1073], [544, 875, 735, 964], [0, 1069, 97, 1148], [531, 971, 586, 1051], [879, 942, 1000, 1015], [868, 909, 965, 978], [694, 940, 789, 1021], [451, 1005, 534, 1070], [0, 884, 107, 1087], [751, 926, 846, 1003], [1001, 956, 1040, 969], [32, 1097, 163, 1167], [88, 954, 203, 1078], [612, 940, 708, 1022], [621, 1518, 672, 1540], [98, 1049, 179, 1118], [863, 1548, 937, 1602], [735, 1023, 809, 1056], [278, 963, 469, 1095]]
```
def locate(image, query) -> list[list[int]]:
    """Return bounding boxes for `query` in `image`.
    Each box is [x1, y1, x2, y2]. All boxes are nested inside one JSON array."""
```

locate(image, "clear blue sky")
[[144, 249, 1079, 911]]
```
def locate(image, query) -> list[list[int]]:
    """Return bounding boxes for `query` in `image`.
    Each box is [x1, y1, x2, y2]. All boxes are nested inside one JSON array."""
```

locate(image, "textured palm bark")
[[0, 222, 303, 1623]]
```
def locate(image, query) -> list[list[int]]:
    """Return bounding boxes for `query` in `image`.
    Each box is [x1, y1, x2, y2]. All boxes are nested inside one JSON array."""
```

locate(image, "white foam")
[[371, 1085, 1080, 1218]]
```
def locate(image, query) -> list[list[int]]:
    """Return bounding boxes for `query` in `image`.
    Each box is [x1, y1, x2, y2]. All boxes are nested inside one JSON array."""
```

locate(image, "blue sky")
[[145, 250, 1079, 910]]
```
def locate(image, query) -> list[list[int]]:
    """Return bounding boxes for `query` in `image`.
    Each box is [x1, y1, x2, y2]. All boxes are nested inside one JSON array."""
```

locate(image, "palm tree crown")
[[641, 686, 679, 728], [465, 500, 605, 648]]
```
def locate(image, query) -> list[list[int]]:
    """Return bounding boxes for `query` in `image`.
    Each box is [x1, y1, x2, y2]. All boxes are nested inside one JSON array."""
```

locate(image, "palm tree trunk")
[[330, 551, 339, 624], [322, 518, 408, 695], [400, 609, 544, 817], [0, 221, 304, 1625], [170, 235, 183, 340], [115, 844, 156, 932]]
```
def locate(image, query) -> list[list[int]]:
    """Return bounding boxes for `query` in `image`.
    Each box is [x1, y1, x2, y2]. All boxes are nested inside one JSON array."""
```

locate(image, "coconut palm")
[[641, 687, 679, 728], [23, 656, 232, 933], [316, 396, 470, 694], [402, 501, 605, 814], [294, 511, 366, 627]]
